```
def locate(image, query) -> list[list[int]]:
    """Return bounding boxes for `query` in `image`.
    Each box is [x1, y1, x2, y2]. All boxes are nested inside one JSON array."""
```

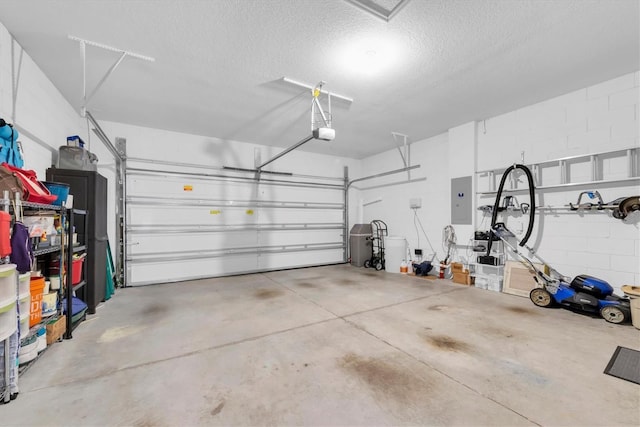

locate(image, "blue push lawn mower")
[[493, 223, 631, 324], [485, 163, 631, 324]]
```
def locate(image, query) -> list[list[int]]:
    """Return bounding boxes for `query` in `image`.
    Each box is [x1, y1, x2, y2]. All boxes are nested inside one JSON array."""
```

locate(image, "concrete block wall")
[[476, 71, 639, 292]]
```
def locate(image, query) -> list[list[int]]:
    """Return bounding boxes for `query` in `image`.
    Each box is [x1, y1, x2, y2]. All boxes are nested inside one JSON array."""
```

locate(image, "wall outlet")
[[410, 198, 422, 209]]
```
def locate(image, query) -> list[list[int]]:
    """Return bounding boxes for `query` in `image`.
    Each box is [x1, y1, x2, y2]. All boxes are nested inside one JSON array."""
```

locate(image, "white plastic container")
[[18, 272, 31, 295], [19, 334, 37, 356], [49, 275, 60, 290], [487, 274, 503, 292], [384, 236, 407, 274], [475, 276, 488, 290], [18, 293, 30, 318], [0, 301, 17, 341], [19, 315, 29, 336], [0, 264, 17, 303]]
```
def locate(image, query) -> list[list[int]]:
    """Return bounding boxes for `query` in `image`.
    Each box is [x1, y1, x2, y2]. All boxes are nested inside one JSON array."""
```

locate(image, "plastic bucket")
[[42, 182, 70, 206], [384, 236, 407, 274], [29, 276, 45, 327]]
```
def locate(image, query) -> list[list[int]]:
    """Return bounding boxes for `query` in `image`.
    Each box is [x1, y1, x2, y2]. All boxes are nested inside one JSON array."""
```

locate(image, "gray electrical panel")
[[451, 176, 472, 225]]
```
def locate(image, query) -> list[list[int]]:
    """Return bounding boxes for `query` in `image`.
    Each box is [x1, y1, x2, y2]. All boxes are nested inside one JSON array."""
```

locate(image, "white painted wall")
[[358, 132, 451, 268]]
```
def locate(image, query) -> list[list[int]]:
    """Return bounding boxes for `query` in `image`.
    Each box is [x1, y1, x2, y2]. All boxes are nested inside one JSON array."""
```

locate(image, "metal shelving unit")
[[64, 208, 88, 339], [1, 196, 66, 403]]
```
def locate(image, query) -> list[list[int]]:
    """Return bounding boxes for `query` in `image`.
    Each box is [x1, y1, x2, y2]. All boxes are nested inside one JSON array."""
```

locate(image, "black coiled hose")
[[486, 164, 536, 255]]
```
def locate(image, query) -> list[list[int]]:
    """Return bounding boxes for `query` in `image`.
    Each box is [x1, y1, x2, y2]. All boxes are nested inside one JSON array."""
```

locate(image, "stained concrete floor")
[[3, 264, 640, 426]]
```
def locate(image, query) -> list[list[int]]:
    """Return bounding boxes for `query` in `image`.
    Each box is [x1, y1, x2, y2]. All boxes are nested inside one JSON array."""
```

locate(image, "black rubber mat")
[[604, 346, 640, 385]]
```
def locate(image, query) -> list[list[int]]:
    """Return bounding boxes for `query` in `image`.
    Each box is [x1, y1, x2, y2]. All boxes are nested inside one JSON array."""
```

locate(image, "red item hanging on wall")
[[1, 163, 56, 204], [0, 211, 11, 257]]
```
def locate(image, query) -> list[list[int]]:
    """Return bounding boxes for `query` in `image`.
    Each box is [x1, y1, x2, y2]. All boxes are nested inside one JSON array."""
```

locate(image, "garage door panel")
[[129, 206, 257, 225], [130, 254, 259, 285], [258, 230, 343, 246], [129, 176, 260, 200], [126, 169, 346, 286], [260, 185, 343, 203], [258, 208, 343, 223], [129, 231, 260, 255], [258, 250, 343, 270]]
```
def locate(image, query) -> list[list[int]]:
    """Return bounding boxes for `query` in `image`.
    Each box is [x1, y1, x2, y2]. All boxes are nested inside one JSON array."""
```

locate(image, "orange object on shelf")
[[29, 276, 45, 327], [0, 211, 11, 257]]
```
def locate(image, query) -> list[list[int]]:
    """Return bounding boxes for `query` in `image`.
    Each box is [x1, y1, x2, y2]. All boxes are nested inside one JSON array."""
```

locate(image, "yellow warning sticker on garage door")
[[210, 210, 221, 215], [246, 209, 254, 215], [183, 185, 193, 191]]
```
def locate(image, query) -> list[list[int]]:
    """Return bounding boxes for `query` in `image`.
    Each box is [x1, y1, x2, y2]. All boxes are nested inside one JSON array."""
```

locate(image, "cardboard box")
[[453, 270, 473, 285], [451, 262, 464, 272], [46, 315, 66, 344]]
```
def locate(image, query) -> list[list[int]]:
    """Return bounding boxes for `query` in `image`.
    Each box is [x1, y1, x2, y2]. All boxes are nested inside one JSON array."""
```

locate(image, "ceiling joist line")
[[68, 35, 155, 117]]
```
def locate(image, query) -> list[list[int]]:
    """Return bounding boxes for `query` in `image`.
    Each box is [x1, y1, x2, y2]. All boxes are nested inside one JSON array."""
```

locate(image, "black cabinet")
[[46, 169, 107, 314]]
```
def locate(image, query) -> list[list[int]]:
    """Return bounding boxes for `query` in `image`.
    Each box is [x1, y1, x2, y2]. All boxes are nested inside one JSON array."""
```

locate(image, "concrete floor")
[[3, 264, 640, 426]]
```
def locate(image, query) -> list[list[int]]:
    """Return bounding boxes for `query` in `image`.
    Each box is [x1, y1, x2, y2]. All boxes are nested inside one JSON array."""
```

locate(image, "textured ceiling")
[[0, 0, 638, 159]]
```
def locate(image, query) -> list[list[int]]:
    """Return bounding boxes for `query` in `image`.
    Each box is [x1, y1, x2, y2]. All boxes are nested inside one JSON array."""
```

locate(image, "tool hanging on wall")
[[568, 191, 605, 210], [566, 191, 640, 220], [478, 195, 529, 214]]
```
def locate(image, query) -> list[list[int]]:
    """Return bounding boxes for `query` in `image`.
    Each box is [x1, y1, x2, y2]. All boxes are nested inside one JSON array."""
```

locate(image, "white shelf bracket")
[[69, 35, 155, 117], [391, 132, 411, 179]]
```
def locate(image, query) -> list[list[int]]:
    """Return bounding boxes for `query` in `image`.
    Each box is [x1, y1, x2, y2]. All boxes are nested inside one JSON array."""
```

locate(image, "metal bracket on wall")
[[68, 35, 155, 117], [347, 165, 423, 190], [391, 132, 411, 179]]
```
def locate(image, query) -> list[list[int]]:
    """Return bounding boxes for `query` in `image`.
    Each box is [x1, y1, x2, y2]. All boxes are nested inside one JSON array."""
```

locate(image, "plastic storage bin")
[[18, 293, 29, 318], [18, 272, 30, 295], [42, 181, 70, 206], [0, 302, 17, 341], [50, 257, 84, 285], [19, 314, 29, 336], [0, 264, 17, 303], [18, 334, 38, 365]]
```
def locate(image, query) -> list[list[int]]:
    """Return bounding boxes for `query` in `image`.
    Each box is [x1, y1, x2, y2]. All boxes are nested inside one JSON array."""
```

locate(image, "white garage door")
[[125, 163, 346, 286]]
